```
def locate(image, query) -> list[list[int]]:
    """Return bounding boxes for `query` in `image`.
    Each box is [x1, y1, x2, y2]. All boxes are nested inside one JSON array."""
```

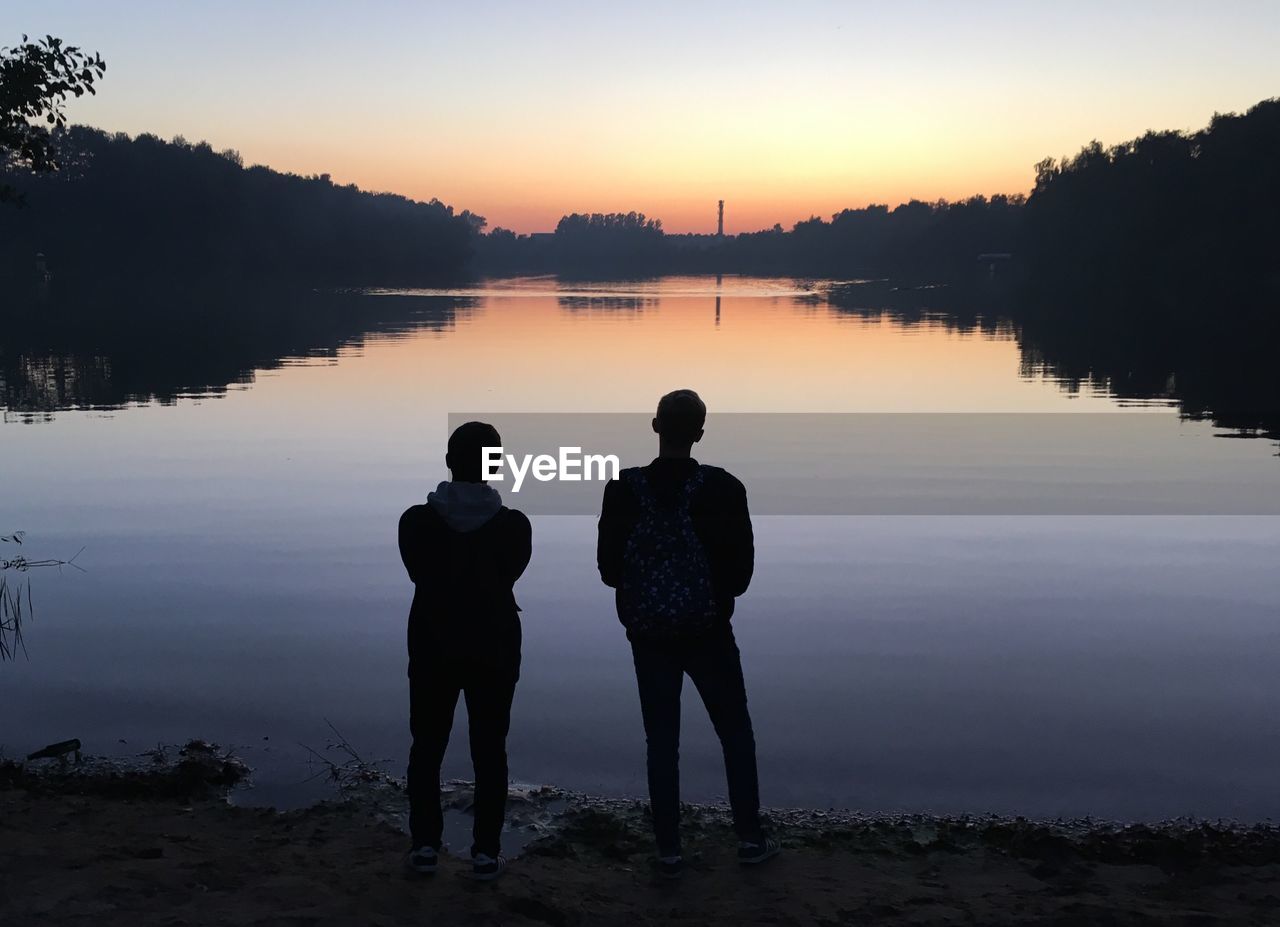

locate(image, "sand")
[[3, 746, 1280, 925]]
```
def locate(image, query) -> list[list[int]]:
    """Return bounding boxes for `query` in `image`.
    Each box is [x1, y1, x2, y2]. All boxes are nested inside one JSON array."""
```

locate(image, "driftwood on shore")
[[26, 739, 82, 762], [25, 737, 82, 757], [4, 739, 249, 799]]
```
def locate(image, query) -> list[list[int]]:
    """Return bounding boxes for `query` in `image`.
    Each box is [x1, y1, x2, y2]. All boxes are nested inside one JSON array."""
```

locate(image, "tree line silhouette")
[[3, 97, 1276, 294], [1023, 99, 1280, 303], [2, 70, 1277, 436], [476, 196, 1024, 279], [474, 98, 1279, 292], [0, 126, 481, 286]]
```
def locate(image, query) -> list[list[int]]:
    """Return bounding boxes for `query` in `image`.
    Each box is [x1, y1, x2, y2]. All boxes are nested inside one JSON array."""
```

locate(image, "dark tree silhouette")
[[0, 34, 105, 205], [474, 97, 1277, 296], [0, 127, 479, 285], [1013, 98, 1280, 436], [553, 211, 666, 273], [474, 197, 1023, 279], [1022, 99, 1280, 306]]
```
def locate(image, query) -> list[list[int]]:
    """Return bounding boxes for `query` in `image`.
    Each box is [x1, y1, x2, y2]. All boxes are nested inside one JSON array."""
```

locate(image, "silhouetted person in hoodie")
[[597, 389, 778, 879], [399, 421, 531, 881]]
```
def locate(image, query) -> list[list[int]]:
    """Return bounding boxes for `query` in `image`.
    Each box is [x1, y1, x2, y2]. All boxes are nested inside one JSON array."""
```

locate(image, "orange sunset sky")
[[11, 0, 1280, 233]]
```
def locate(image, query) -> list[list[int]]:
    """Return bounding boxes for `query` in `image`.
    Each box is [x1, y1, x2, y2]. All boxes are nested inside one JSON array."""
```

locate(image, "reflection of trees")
[[1015, 296, 1280, 439], [0, 286, 475, 420], [827, 278, 1279, 442], [824, 280, 1015, 340], [1, 354, 113, 421], [557, 295, 658, 315]]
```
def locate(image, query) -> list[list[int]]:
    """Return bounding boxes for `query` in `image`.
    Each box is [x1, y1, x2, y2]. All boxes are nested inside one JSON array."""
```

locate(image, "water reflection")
[[827, 278, 1279, 439], [1018, 305, 1280, 439], [3, 275, 1279, 820], [1, 286, 474, 422], [557, 295, 657, 315], [2, 276, 1275, 442], [824, 281, 1015, 339]]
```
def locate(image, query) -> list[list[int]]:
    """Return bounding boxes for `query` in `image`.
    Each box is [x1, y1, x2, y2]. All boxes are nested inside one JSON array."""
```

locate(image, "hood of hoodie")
[[426, 480, 503, 533]]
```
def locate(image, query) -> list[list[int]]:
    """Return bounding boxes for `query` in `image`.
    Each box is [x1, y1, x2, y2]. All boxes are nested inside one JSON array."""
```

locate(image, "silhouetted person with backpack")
[[597, 389, 779, 878], [399, 421, 532, 881]]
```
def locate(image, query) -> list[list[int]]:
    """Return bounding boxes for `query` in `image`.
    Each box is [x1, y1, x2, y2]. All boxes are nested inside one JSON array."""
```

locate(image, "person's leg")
[[686, 628, 764, 844], [463, 669, 519, 859], [630, 636, 686, 857], [407, 672, 461, 851]]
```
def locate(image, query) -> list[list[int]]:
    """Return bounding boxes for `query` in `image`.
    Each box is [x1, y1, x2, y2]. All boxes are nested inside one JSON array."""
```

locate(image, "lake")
[[3, 275, 1279, 821]]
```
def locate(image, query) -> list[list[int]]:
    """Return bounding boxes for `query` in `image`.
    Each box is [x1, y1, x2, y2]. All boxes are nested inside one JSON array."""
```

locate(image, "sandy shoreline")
[[4, 744, 1280, 925]]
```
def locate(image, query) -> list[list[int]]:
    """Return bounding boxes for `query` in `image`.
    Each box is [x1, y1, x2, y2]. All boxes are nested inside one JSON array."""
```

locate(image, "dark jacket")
[[399, 503, 531, 675], [597, 457, 754, 628]]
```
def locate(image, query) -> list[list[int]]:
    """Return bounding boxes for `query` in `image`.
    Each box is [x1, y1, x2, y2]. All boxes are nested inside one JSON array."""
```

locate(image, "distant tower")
[[717, 200, 724, 237]]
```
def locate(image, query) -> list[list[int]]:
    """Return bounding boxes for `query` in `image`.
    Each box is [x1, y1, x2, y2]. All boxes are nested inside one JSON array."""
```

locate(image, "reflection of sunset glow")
[[257, 286, 1125, 425], [23, 0, 1280, 232]]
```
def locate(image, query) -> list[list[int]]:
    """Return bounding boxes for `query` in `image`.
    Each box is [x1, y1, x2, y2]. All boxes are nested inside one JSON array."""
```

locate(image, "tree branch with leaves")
[[1, 33, 106, 205]]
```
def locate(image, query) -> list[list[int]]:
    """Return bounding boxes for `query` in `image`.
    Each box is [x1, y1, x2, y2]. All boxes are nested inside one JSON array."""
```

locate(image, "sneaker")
[[656, 854, 684, 880], [469, 852, 507, 881], [406, 845, 438, 874], [738, 836, 781, 865]]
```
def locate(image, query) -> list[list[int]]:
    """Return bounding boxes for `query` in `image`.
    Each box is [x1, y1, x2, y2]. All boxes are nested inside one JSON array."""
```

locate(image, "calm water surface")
[[4, 276, 1278, 819]]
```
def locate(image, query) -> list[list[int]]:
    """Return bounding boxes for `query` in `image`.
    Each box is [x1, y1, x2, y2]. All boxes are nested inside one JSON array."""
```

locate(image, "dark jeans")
[[630, 626, 763, 856], [407, 659, 518, 858]]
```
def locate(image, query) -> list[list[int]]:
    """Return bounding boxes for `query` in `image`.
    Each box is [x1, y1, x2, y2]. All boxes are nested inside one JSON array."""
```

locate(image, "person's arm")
[[596, 478, 628, 588], [721, 475, 755, 598], [501, 510, 533, 586], [398, 505, 430, 585]]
